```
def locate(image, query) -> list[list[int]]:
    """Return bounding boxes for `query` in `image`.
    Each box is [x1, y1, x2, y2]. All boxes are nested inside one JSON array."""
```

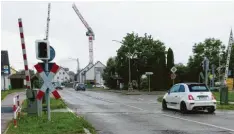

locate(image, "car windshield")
[[78, 84, 85, 87], [188, 84, 209, 92]]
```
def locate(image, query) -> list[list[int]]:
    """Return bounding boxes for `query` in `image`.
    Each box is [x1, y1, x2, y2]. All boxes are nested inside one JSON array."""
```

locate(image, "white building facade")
[[78, 61, 105, 84], [53, 67, 70, 84]]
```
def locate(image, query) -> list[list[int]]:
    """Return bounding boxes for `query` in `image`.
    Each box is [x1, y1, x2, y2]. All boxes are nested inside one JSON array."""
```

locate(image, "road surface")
[[59, 88, 234, 134]]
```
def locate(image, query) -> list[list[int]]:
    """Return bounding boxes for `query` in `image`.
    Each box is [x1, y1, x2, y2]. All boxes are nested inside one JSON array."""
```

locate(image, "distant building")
[[78, 61, 105, 84], [68, 71, 75, 82], [10, 67, 18, 75], [53, 67, 70, 83]]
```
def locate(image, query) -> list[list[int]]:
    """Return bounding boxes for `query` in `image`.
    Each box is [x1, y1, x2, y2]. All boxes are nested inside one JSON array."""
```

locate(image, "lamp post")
[[68, 57, 80, 82], [112, 40, 133, 91]]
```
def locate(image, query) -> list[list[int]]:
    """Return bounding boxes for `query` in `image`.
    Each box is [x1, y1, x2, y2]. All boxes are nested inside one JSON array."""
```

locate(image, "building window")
[[57, 77, 59, 79], [63, 72, 65, 74], [59, 72, 61, 74], [65, 77, 67, 79]]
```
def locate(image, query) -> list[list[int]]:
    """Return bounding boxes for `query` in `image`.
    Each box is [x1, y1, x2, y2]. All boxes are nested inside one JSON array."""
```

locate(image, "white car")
[[162, 83, 216, 113], [94, 84, 106, 88]]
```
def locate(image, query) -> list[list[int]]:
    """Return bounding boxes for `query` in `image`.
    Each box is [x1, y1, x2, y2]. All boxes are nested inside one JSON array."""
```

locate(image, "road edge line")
[[162, 113, 234, 132]]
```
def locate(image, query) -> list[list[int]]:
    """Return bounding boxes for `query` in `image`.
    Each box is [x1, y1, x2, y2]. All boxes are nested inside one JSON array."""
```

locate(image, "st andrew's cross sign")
[[34, 63, 61, 100]]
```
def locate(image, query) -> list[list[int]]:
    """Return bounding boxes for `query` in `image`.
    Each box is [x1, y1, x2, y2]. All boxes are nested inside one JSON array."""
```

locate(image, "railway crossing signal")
[[34, 63, 61, 100], [36, 40, 50, 60]]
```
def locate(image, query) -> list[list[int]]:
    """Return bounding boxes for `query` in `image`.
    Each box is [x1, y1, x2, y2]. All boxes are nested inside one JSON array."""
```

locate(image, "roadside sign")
[[171, 66, 177, 73], [145, 72, 153, 75], [34, 63, 61, 100], [171, 73, 176, 79]]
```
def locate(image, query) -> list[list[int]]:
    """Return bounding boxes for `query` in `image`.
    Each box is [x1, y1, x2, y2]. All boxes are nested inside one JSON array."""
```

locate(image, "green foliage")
[[167, 48, 174, 70], [187, 38, 226, 82], [7, 112, 96, 134], [104, 32, 167, 90], [104, 32, 233, 90], [33, 78, 43, 88]]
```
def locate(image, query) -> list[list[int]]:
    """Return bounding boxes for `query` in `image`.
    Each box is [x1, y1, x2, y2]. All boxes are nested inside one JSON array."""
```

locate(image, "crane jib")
[[224, 30, 233, 81]]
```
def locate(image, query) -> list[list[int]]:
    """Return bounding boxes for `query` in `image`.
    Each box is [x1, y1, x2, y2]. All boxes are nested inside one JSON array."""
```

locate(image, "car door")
[[166, 85, 180, 108], [174, 85, 186, 109]]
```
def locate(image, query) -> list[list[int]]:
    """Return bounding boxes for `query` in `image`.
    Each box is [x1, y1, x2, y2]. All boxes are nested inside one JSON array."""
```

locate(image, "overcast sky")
[[1, 1, 234, 72]]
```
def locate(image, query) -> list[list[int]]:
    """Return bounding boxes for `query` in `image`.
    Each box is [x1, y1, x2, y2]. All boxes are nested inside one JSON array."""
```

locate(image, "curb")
[[62, 96, 93, 134], [66, 107, 92, 134]]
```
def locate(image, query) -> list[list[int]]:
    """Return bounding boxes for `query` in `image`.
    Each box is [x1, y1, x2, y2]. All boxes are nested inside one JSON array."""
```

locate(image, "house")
[[78, 61, 106, 84], [53, 67, 70, 84], [8, 71, 34, 89], [68, 71, 75, 82]]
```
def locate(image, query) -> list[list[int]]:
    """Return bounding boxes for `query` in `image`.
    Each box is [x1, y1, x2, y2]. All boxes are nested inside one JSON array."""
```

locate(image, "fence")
[[13, 94, 21, 127]]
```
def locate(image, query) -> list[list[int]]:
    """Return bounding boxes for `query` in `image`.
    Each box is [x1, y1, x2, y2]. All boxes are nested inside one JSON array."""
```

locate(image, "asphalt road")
[[59, 88, 234, 134]]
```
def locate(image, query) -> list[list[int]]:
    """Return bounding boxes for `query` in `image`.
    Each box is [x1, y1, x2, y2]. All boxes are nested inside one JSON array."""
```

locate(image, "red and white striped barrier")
[[13, 94, 21, 128], [34, 63, 61, 100], [18, 18, 31, 90]]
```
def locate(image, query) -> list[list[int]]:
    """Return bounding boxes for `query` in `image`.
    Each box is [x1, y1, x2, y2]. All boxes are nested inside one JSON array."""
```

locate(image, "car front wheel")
[[162, 99, 167, 110]]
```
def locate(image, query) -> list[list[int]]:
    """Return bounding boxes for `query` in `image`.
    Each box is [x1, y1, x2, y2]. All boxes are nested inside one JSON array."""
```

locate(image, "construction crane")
[[44, 3, 51, 40], [223, 29, 233, 85], [72, 3, 95, 65]]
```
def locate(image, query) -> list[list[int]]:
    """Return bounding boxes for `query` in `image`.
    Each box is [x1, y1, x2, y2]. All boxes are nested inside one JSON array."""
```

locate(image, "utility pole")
[[128, 49, 132, 91], [203, 57, 209, 87], [212, 64, 215, 88], [45, 3, 51, 121]]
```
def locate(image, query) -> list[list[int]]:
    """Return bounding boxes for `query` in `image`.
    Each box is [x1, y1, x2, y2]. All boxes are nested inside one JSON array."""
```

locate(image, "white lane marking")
[[161, 113, 234, 132], [122, 103, 144, 111], [138, 98, 143, 101]]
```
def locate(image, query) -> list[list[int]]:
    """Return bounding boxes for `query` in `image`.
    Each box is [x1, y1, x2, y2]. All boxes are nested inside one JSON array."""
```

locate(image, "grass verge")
[[22, 97, 67, 110], [1, 89, 25, 100], [217, 104, 234, 110], [8, 98, 96, 134], [6, 112, 96, 134], [157, 96, 163, 102], [156, 95, 234, 110], [212, 91, 234, 102]]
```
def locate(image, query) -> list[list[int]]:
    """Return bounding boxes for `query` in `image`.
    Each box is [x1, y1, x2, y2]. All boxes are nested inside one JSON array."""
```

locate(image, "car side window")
[[179, 85, 185, 92], [170, 85, 180, 93]]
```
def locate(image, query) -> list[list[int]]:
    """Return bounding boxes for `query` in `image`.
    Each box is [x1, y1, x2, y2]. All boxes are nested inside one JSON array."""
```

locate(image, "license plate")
[[199, 97, 207, 100]]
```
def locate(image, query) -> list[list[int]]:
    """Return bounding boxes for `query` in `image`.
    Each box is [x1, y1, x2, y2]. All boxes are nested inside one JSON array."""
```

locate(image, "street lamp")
[[68, 57, 80, 82], [112, 40, 133, 91]]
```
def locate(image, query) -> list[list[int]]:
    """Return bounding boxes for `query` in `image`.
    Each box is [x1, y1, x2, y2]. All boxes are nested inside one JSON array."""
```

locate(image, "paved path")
[[1, 91, 25, 133], [60, 88, 234, 134]]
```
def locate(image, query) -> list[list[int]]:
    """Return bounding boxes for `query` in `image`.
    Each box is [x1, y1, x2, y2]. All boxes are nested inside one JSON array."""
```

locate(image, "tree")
[[102, 57, 118, 89], [187, 38, 226, 82], [166, 48, 175, 88], [115, 32, 167, 90], [167, 48, 174, 70]]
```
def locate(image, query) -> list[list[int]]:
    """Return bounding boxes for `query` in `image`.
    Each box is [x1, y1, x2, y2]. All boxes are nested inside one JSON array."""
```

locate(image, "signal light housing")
[[35, 40, 50, 60]]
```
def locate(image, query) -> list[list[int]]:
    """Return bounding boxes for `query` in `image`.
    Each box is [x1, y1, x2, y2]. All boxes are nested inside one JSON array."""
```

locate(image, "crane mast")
[[224, 29, 233, 85], [45, 3, 51, 40], [72, 3, 95, 64]]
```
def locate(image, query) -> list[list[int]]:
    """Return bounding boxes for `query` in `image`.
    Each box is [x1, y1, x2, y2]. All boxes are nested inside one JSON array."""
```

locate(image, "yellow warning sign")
[[226, 78, 233, 90]]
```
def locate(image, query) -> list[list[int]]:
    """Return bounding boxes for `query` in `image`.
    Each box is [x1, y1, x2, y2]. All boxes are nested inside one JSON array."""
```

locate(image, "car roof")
[[179, 82, 206, 85]]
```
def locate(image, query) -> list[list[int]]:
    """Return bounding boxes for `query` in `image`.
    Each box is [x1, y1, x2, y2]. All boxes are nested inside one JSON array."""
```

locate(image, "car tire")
[[162, 99, 167, 110], [207, 107, 215, 114], [180, 101, 188, 114]]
